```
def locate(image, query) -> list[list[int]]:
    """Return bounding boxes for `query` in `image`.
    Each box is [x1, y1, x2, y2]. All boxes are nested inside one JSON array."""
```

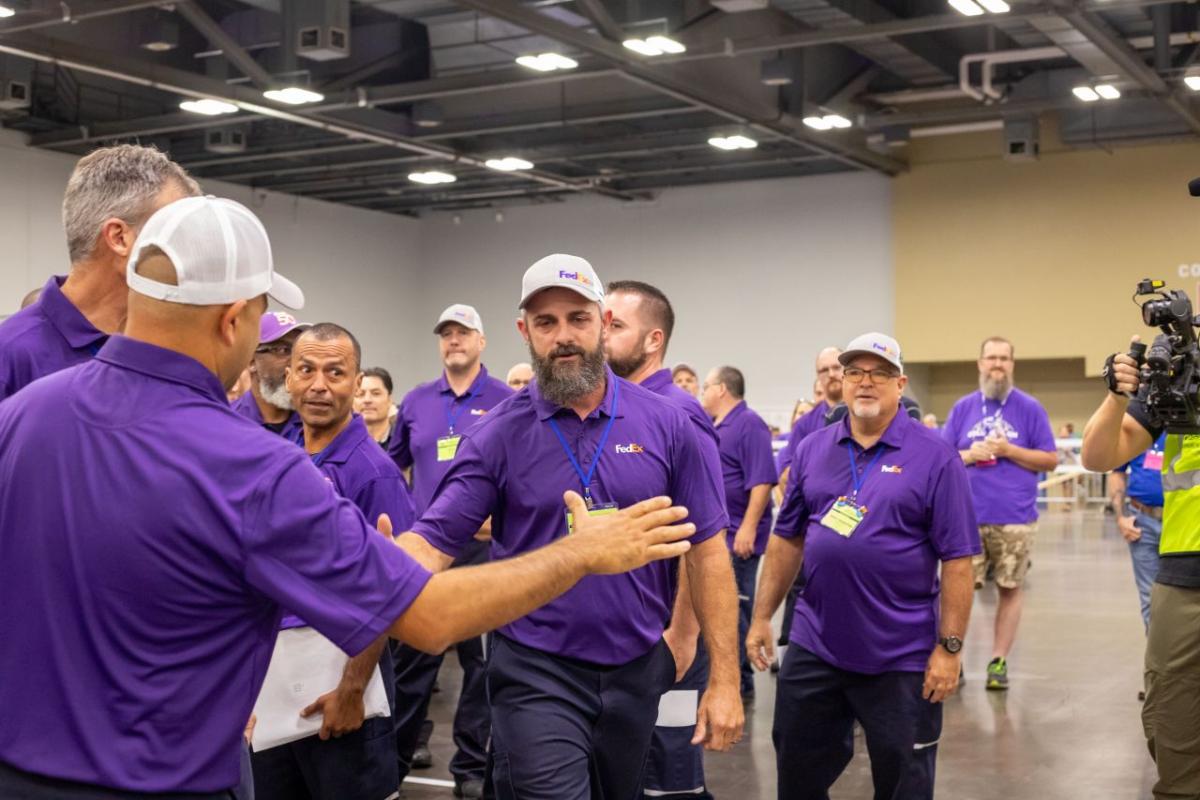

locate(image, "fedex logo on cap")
[[454, 309, 475, 323], [872, 342, 898, 357], [615, 443, 644, 454], [559, 270, 594, 287]]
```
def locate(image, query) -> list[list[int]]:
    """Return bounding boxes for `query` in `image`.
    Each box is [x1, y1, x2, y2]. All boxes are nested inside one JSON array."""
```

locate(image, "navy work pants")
[[642, 643, 712, 799]]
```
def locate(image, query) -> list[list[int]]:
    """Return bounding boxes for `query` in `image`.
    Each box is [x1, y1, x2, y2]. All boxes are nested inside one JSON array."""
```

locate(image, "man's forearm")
[[341, 636, 386, 691], [396, 531, 456, 572], [741, 484, 772, 533], [1109, 471, 1127, 513], [687, 536, 740, 687], [939, 558, 973, 639], [668, 558, 701, 640], [1082, 393, 1132, 471], [751, 534, 803, 623]]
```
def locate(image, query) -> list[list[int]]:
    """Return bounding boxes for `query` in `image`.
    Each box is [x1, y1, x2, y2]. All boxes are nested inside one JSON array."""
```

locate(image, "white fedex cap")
[[434, 303, 484, 335], [127, 195, 304, 309], [518, 253, 603, 309], [839, 332, 903, 372]]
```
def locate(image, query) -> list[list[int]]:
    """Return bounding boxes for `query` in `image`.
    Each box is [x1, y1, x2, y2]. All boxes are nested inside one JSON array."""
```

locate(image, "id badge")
[[820, 497, 866, 538], [566, 502, 619, 535], [1144, 451, 1164, 471], [437, 435, 461, 462]]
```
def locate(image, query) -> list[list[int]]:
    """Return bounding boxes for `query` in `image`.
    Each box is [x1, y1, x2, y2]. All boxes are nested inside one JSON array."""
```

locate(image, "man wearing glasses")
[[942, 337, 1057, 690], [232, 312, 309, 442], [746, 332, 979, 800]]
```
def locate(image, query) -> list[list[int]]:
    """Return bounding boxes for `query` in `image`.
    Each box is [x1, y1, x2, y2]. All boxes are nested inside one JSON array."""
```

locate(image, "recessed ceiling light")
[[1186, 75, 1200, 91], [803, 116, 833, 130], [708, 135, 758, 150], [1095, 84, 1121, 100], [486, 157, 535, 171], [408, 171, 457, 185], [180, 98, 239, 116], [645, 36, 686, 54], [1073, 86, 1101, 102], [263, 87, 325, 105], [975, 0, 1010, 12], [515, 53, 578, 72], [948, 0, 985, 16], [0, 5, 15, 18], [824, 114, 852, 129]]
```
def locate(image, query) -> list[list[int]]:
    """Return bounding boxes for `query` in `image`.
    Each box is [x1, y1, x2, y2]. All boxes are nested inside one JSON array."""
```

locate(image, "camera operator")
[[1082, 334, 1200, 799]]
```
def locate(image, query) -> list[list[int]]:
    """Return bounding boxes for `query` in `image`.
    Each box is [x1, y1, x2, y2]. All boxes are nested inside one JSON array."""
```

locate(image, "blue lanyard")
[[445, 379, 483, 435], [847, 443, 886, 501], [546, 378, 620, 506]]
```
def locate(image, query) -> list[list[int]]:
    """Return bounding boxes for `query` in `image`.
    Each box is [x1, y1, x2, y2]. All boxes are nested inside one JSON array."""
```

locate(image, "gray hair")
[[62, 144, 200, 264]]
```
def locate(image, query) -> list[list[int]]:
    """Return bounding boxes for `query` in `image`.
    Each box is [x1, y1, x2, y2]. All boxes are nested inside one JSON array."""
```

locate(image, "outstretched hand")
[[563, 491, 694, 574]]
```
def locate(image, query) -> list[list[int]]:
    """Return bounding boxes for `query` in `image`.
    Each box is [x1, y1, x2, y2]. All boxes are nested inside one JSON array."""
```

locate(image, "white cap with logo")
[[839, 332, 904, 372], [127, 195, 304, 310], [434, 303, 484, 335], [518, 254, 604, 309]]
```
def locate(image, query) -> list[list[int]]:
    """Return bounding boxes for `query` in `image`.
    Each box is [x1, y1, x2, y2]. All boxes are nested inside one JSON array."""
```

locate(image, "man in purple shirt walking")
[[942, 337, 1057, 690], [0, 144, 198, 401], [0, 198, 698, 799], [399, 255, 743, 800], [231, 311, 309, 442], [747, 332, 980, 800], [605, 280, 736, 800], [387, 303, 512, 797], [251, 322, 416, 800]]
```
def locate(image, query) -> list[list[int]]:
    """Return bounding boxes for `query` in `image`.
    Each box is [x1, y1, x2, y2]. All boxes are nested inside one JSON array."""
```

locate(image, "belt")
[[1129, 498, 1163, 519]]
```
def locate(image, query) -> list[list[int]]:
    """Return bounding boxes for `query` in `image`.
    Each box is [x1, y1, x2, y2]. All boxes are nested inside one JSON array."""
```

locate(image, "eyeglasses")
[[255, 343, 292, 357], [843, 367, 899, 385]]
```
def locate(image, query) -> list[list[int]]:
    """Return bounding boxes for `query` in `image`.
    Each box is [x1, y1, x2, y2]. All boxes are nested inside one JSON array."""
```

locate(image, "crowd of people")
[[0, 143, 1181, 800]]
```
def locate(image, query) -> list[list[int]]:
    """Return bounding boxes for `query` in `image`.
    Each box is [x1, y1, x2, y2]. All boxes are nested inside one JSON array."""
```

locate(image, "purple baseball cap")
[[259, 311, 311, 344]]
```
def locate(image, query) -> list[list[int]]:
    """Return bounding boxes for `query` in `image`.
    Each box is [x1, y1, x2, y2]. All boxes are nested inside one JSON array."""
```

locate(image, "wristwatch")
[[938, 635, 963, 654]]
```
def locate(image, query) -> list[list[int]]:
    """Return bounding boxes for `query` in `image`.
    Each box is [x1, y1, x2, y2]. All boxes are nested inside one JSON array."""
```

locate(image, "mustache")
[[549, 345, 585, 358]]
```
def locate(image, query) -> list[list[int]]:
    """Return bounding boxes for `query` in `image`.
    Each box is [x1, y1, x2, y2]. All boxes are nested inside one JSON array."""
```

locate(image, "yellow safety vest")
[[1162, 433, 1200, 555]]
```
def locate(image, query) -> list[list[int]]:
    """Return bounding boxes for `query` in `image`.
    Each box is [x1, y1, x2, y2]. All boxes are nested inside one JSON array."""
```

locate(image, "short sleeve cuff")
[[337, 543, 433, 656], [410, 521, 467, 559]]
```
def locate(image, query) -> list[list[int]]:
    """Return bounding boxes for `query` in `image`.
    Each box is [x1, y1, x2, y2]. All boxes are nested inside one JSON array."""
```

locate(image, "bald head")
[[506, 362, 533, 390], [814, 346, 844, 404]]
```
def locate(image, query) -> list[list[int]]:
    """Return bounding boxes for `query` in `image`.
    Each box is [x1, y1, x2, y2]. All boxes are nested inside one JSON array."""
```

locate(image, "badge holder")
[[437, 434, 461, 462]]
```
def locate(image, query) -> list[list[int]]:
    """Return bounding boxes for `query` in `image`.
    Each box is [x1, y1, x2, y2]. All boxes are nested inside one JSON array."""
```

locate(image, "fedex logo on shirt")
[[881, 465, 903, 474], [615, 443, 645, 454], [559, 270, 594, 287], [470, 408, 486, 416]]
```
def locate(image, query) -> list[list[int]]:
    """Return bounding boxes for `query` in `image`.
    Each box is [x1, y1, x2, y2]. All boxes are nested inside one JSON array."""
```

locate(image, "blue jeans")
[[1128, 509, 1163, 631], [731, 554, 761, 695]]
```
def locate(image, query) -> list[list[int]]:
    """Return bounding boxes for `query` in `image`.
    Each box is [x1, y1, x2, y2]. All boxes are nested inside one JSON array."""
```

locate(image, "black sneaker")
[[454, 779, 484, 799], [986, 657, 1009, 691], [411, 745, 433, 770]]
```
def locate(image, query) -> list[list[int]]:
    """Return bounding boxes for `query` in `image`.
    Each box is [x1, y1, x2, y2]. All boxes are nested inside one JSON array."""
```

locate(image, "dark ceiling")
[[0, 0, 1196, 215]]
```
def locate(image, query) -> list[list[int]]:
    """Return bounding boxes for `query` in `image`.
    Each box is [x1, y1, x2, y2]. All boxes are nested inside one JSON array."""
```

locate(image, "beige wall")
[[893, 120, 1200, 375]]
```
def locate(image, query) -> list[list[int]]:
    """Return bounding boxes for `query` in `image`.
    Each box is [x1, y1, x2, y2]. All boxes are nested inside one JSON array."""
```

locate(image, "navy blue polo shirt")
[[1121, 433, 1167, 508]]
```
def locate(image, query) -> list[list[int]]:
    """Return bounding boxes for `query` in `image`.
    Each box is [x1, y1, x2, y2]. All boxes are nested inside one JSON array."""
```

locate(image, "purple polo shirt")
[[281, 414, 418, 630], [232, 389, 303, 444], [0, 275, 106, 401], [942, 388, 1055, 525], [775, 400, 833, 478], [412, 367, 728, 665], [388, 364, 513, 514], [774, 412, 980, 674], [715, 401, 778, 555], [0, 336, 431, 793], [640, 367, 728, 511]]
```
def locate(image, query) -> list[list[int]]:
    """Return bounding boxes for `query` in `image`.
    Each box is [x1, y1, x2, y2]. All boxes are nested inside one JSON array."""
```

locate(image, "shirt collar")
[[640, 368, 673, 395], [716, 399, 747, 429], [37, 275, 107, 352], [95, 335, 227, 404], [310, 415, 370, 465], [436, 364, 491, 398], [529, 365, 625, 422], [836, 404, 911, 450]]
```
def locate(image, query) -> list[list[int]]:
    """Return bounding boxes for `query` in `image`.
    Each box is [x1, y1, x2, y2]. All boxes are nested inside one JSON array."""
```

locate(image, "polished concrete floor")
[[402, 509, 1158, 799]]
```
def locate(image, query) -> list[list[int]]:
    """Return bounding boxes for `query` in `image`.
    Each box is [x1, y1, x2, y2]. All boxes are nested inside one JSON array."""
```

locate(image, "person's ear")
[[100, 218, 136, 260], [644, 329, 664, 357], [219, 300, 249, 347], [516, 316, 530, 343], [479, 333, 487, 352]]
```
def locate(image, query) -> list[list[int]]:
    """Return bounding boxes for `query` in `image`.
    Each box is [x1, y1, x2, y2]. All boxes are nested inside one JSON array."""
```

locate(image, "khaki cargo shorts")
[[973, 524, 1036, 589]]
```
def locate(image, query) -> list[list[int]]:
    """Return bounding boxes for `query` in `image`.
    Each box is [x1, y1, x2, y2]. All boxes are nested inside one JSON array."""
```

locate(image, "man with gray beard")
[[398, 254, 742, 799], [942, 337, 1056, 690], [232, 311, 309, 442]]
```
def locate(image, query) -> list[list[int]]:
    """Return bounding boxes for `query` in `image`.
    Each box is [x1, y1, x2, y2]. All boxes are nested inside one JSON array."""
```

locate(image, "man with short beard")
[[748, 333, 979, 800], [775, 347, 845, 482], [942, 337, 1056, 690], [387, 303, 511, 799], [232, 312, 308, 441], [400, 255, 743, 800], [605, 280, 732, 800]]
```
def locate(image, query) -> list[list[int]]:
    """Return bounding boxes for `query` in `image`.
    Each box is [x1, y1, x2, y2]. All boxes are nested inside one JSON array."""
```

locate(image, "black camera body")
[[1134, 279, 1200, 433]]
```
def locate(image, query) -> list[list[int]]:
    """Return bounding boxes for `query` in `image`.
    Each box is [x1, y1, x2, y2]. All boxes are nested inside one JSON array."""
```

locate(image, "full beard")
[[259, 377, 294, 411], [607, 344, 648, 380], [980, 373, 1012, 401], [531, 341, 607, 407]]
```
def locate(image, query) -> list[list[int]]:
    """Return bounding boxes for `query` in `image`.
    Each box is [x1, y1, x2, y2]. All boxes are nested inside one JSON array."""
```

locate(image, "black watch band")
[[938, 635, 963, 654]]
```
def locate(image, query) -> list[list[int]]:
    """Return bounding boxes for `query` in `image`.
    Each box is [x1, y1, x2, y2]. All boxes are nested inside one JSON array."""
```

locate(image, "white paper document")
[[251, 627, 390, 751], [655, 688, 699, 727]]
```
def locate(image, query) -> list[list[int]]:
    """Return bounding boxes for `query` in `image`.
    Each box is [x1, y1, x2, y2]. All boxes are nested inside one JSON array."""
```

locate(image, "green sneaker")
[[986, 657, 1009, 691]]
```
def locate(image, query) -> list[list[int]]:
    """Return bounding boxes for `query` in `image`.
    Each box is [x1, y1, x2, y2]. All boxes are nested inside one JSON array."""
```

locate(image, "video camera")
[[1120, 279, 1200, 433]]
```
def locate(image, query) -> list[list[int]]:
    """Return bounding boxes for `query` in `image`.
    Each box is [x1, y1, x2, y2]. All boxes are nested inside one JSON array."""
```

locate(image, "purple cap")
[[259, 311, 310, 344]]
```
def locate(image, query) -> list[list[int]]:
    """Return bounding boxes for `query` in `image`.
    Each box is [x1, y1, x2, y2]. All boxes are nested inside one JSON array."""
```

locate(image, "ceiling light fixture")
[[1073, 86, 1101, 102], [179, 98, 239, 116], [1095, 83, 1121, 99], [515, 53, 578, 72], [975, 0, 1010, 12], [485, 157, 535, 171], [0, 5, 15, 18], [708, 135, 758, 150], [623, 35, 686, 56], [804, 114, 853, 131], [263, 87, 325, 105], [803, 116, 832, 130], [948, 0, 985, 16], [408, 171, 456, 185], [1186, 74, 1200, 91]]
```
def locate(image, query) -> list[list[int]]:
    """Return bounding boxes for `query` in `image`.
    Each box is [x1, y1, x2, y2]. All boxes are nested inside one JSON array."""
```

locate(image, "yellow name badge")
[[820, 497, 866, 537], [566, 503, 619, 535], [436, 435, 461, 462]]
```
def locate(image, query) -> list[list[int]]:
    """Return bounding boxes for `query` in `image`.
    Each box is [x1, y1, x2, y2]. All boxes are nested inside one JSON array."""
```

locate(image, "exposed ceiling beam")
[[31, 111, 255, 147], [0, 0, 166, 35], [181, 142, 381, 169], [450, 0, 905, 174], [175, 0, 274, 90], [572, 0, 626, 42], [0, 31, 643, 202]]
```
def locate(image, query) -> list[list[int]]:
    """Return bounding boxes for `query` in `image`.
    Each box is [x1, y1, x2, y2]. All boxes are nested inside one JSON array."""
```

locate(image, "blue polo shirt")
[[388, 364, 513, 514], [0, 275, 107, 401], [1121, 433, 1167, 508], [0, 336, 431, 793], [412, 367, 729, 665], [774, 411, 980, 674], [231, 389, 303, 443], [715, 401, 778, 555]]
